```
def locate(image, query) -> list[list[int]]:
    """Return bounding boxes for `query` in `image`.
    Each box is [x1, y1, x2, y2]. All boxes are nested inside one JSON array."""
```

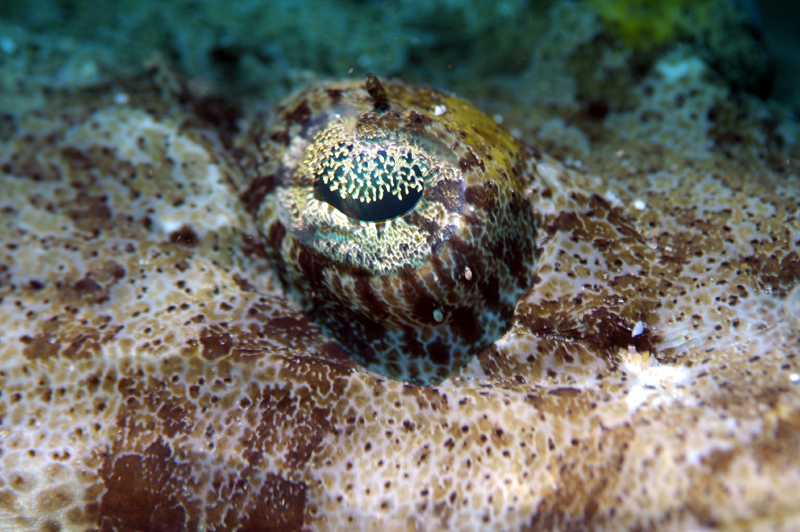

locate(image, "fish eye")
[[247, 75, 536, 385]]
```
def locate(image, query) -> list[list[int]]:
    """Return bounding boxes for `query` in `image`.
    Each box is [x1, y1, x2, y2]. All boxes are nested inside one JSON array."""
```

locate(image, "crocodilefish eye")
[[246, 74, 536, 385]]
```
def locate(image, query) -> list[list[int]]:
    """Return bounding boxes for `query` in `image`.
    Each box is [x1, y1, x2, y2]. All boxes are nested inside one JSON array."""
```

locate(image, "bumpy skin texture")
[[240, 79, 535, 384], [0, 74, 799, 532]]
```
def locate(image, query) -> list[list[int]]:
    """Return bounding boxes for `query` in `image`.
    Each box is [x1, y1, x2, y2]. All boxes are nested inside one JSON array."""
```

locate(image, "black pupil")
[[314, 146, 426, 222]]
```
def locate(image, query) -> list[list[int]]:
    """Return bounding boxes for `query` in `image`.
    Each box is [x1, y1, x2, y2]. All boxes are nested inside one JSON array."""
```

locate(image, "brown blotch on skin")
[[703, 448, 737, 474], [463, 181, 498, 211], [99, 438, 199, 532], [233, 273, 257, 292], [413, 386, 449, 411], [21, 333, 62, 361], [781, 252, 800, 284], [426, 339, 451, 367], [60, 146, 95, 170], [402, 211, 441, 247], [547, 211, 586, 239], [157, 402, 194, 438], [357, 107, 403, 135], [476, 269, 502, 313], [105, 261, 127, 280], [200, 327, 234, 360], [458, 149, 486, 173], [27, 279, 45, 291], [355, 276, 390, 322], [405, 110, 433, 135], [241, 173, 277, 215], [585, 193, 645, 244], [494, 229, 534, 287], [66, 194, 113, 229], [604, 209, 647, 245], [326, 308, 389, 366], [295, 247, 331, 295], [609, 273, 641, 289], [744, 250, 800, 296], [547, 387, 582, 398], [265, 221, 287, 276], [239, 232, 269, 262], [237, 474, 308, 532], [62, 332, 103, 360], [60, 274, 109, 305], [41, 520, 61, 532], [285, 100, 311, 126], [448, 307, 483, 346], [189, 95, 241, 149], [73, 277, 102, 295], [325, 88, 344, 105], [424, 178, 463, 212], [169, 225, 199, 246], [318, 341, 356, 365]]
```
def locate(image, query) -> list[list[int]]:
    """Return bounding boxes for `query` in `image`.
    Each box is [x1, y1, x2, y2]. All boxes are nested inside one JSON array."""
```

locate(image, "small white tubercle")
[[464, 266, 473, 281]]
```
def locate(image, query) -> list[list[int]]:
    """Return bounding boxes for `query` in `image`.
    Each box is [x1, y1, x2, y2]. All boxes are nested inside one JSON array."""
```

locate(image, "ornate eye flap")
[[312, 140, 431, 222]]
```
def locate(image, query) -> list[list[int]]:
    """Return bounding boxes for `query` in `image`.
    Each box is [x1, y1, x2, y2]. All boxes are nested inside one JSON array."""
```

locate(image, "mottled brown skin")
[[0, 68, 799, 532]]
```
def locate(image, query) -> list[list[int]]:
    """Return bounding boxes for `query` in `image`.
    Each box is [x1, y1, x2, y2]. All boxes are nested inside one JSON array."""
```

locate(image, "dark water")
[[0, 0, 797, 112]]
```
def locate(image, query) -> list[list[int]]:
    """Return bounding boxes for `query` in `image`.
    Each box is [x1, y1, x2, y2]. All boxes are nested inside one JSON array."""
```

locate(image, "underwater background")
[[1, 0, 799, 112]]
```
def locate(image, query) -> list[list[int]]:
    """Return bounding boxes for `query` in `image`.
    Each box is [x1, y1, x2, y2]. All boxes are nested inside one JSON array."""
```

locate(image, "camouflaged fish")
[[0, 71, 799, 532]]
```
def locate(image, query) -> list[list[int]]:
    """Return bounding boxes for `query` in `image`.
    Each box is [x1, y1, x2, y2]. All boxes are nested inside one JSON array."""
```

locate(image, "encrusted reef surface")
[[1, 1, 800, 531]]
